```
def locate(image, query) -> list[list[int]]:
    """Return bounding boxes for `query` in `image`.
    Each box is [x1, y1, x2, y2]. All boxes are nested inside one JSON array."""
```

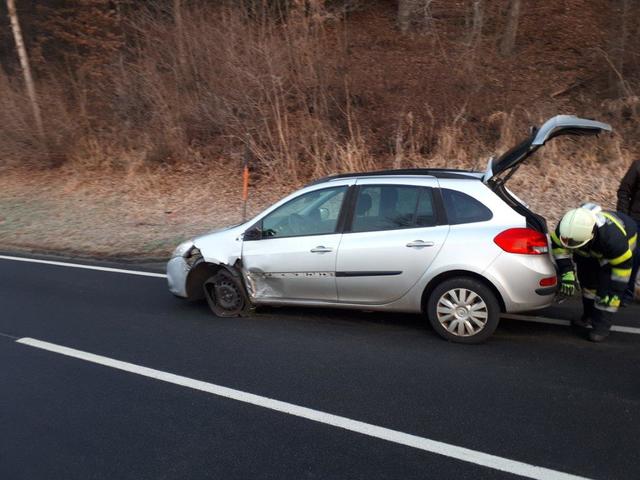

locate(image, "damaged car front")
[[166, 224, 246, 304]]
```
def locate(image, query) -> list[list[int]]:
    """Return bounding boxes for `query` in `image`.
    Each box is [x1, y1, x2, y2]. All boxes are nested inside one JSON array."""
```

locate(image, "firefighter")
[[616, 159, 640, 304], [551, 204, 637, 342]]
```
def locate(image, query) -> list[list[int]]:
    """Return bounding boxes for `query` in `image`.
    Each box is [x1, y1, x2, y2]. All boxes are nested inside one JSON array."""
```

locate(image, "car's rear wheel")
[[427, 277, 500, 344], [203, 269, 247, 317]]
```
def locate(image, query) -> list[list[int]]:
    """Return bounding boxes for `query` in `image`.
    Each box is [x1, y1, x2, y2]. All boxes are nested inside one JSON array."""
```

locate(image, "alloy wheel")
[[436, 288, 488, 337]]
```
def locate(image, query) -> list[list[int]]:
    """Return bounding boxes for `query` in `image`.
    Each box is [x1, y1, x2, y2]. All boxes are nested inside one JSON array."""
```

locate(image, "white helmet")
[[558, 208, 597, 248]]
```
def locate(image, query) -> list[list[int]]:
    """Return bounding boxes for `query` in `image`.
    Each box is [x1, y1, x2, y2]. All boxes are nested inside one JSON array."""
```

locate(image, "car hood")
[[193, 222, 249, 266], [482, 115, 612, 183]]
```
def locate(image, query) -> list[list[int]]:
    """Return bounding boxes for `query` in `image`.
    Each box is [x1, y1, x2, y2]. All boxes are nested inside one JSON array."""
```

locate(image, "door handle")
[[406, 240, 435, 248], [310, 246, 333, 253]]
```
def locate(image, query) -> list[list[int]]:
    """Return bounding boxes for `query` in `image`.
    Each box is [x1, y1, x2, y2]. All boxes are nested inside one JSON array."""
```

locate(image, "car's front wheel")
[[427, 277, 500, 344], [203, 269, 248, 317]]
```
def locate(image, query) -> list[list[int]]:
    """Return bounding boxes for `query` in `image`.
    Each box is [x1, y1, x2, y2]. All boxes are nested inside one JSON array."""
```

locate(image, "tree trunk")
[[616, 0, 630, 95], [398, 0, 434, 33], [173, 0, 186, 67], [468, 0, 484, 46], [6, 0, 45, 140], [499, 0, 521, 56], [398, 0, 417, 33]]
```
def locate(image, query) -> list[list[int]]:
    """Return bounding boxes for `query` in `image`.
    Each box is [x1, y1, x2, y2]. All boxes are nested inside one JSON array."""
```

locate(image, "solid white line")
[[16, 337, 594, 480], [1, 253, 636, 337], [501, 313, 640, 335], [0, 255, 166, 278]]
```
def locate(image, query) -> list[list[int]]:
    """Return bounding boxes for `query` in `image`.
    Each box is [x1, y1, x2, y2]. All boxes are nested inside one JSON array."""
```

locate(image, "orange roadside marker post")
[[242, 142, 250, 221]]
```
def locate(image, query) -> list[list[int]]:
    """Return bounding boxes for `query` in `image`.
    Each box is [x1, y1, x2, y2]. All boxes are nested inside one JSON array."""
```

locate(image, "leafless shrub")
[[0, 69, 78, 167], [0, 0, 636, 225]]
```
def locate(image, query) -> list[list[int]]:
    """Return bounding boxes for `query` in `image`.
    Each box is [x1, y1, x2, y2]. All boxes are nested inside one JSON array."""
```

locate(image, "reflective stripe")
[[611, 267, 632, 282], [554, 253, 572, 260], [630, 233, 637, 250], [609, 249, 632, 266], [612, 274, 631, 282], [549, 231, 568, 252], [583, 289, 597, 299], [595, 303, 619, 313], [601, 212, 626, 234]]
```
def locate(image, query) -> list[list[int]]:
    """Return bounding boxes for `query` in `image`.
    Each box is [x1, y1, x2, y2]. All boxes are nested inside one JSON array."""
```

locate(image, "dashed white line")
[[0, 254, 166, 278], [501, 314, 640, 335], [16, 336, 594, 480]]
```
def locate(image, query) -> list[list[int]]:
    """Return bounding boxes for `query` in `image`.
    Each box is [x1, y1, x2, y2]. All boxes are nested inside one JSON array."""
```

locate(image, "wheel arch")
[[421, 270, 506, 313], [185, 260, 222, 300]]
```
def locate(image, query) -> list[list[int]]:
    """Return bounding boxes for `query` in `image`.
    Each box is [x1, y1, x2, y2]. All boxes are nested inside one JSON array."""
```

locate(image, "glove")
[[595, 295, 621, 311], [560, 271, 576, 296]]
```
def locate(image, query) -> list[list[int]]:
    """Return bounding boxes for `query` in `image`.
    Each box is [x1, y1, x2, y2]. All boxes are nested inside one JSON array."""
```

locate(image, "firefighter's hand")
[[595, 295, 621, 311], [560, 271, 576, 296]]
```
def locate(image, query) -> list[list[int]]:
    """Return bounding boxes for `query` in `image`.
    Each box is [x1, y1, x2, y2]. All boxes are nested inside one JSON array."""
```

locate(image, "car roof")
[[305, 168, 483, 186]]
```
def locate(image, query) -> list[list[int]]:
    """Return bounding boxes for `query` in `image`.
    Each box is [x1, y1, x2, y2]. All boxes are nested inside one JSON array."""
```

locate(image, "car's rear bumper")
[[167, 256, 190, 298], [485, 253, 557, 312]]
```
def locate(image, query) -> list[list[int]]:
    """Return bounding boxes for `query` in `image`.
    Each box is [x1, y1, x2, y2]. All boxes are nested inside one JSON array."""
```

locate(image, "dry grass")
[[0, 114, 633, 259], [0, 163, 289, 258], [1, 1, 639, 257]]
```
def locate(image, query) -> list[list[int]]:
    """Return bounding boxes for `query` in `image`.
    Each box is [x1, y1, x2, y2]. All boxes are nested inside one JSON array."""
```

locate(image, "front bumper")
[[167, 256, 190, 298]]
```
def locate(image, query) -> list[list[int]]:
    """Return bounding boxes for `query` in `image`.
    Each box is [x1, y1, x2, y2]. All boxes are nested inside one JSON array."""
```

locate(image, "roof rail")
[[306, 168, 480, 186]]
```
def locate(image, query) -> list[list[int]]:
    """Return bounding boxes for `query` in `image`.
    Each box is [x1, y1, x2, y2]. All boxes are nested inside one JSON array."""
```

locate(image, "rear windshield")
[[442, 189, 493, 225]]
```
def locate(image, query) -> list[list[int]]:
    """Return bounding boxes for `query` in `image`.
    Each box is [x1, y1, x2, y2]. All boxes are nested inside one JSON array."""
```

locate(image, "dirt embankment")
[[1, 1, 638, 258]]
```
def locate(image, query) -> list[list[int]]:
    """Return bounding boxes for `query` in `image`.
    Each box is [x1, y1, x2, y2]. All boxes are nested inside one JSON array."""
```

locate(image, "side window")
[[351, 185, 437, 232], [441, 188, 493, 225], [262, 186, 347, 238], [416, 188, 437, 227]]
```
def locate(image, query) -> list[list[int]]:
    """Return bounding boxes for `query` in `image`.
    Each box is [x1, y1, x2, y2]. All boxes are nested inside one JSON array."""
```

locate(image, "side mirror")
[[244, 223, 262, 241]]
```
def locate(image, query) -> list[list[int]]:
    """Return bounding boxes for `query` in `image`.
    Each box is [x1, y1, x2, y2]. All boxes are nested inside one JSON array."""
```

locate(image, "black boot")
[[573, 296, 595, 330], [589, 307, 612, 343], [589, 330, 610, 342]]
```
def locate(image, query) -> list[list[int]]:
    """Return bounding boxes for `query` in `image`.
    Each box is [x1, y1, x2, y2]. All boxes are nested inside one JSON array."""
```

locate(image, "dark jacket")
[[617, 160, 640, 222], [551, 210, 637, 300]]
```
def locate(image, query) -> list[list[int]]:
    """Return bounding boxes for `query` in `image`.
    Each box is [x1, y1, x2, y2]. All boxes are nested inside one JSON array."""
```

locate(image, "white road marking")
[[501, 314, 640, 335], [16, 337, 593, 480], [0, 254, 166, 278]]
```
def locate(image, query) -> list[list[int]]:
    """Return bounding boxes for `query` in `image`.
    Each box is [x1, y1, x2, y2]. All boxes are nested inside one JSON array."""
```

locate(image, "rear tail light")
[[494, 228, 549, 255], [539, 276, 557, 287]]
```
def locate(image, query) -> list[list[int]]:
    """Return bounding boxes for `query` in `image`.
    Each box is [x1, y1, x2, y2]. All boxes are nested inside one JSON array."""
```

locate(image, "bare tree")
[[6, 0, 44, 140], [499, 0, 521, 56], [468, 0, 484, 47], [398, 0, 433, 33], [614, 0, 630, 95], [174, 0, 186, 67]]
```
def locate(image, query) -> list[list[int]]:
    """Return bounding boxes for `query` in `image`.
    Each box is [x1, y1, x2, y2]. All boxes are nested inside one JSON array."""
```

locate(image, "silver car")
[[167, 115, 612, 343]]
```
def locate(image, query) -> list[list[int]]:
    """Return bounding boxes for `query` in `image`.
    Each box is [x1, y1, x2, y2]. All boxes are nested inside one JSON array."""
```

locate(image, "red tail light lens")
[[494, 228, 549, 255], [539, 276, 557, 286]]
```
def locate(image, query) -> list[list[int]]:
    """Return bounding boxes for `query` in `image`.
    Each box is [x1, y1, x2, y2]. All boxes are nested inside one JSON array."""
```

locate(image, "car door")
[[335, 178, 449, 304], [241, 183, 351, 302]]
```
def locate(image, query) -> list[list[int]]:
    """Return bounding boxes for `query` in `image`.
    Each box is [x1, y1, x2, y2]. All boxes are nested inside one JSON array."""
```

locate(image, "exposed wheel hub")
[[214, 281, 241, 310]]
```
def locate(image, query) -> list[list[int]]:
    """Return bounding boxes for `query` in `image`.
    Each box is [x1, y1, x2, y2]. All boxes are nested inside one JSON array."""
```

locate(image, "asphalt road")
[[1, 255, 639, 480]]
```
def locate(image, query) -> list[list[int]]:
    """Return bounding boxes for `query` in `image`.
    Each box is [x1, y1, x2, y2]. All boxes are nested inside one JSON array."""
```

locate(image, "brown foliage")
[[0, 0, 639, 222]]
